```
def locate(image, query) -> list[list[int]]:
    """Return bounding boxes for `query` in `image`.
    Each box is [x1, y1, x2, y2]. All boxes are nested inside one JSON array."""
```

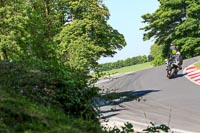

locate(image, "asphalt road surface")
[[96, 56, 200, 133]]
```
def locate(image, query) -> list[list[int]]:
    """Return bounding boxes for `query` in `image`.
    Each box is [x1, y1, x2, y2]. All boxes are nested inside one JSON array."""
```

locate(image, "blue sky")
[[99, 0, 160, 63]]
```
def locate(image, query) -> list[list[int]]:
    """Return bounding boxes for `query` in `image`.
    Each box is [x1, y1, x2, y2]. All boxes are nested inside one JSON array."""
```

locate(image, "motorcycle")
[[165, 56, 180, 79]]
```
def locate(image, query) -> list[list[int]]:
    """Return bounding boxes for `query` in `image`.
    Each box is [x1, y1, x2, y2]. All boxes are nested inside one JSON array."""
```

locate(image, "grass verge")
[[0, 88, 102, 133], [103, 62, 153, 76], [195, 61, 200, 69]]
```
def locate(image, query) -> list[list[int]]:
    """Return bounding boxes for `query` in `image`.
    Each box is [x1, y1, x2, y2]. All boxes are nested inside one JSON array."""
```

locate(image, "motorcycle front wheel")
[[167, 68, 176, 79]]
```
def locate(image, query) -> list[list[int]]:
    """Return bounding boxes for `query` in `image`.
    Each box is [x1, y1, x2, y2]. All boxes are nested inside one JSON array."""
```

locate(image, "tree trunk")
[[44, 0, 52, 39]]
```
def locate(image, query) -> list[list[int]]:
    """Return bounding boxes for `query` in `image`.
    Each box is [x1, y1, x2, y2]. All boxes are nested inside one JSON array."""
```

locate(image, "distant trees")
[[98, 55, 148, 71], [141, 0, 200, 66]]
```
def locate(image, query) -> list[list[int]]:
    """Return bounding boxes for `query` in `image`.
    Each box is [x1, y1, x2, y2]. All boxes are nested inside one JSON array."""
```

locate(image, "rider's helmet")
[[172, 49, 177, 55]]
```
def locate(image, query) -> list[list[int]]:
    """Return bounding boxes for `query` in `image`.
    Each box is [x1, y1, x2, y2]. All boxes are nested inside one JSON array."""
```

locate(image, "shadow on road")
[[132, 90, 160, 97], [93, 89, 160, 108], [101, 113, 120, 120], [174, 73, 187, 78], [95, 89, 160, 120]]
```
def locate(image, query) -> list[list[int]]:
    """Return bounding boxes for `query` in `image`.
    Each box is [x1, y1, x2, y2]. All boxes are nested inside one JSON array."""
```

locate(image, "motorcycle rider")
[[169, 43, 183, 70]]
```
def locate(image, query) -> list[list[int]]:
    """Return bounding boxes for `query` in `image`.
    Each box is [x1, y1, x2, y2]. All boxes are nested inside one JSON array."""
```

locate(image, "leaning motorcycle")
[[165, 56, 179, 79]]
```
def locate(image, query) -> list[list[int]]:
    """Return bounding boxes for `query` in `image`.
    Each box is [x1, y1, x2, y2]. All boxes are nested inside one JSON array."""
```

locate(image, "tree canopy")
[[55, 0, 126, 72], [0, 0, 126, 72], [141, 0, 200, 63]]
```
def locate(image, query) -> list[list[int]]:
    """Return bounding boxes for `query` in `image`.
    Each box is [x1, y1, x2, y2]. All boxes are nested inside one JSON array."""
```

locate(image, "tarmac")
[[184, 64, 200, 86]]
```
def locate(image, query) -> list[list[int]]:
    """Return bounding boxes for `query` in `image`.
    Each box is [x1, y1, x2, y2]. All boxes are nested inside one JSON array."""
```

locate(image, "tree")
[[0, 0, 126, 71], [150, 43, 165, 66], [140, 0, 200, 60], [55, 0, 126, 73], [24, 0, 63, 60], [0, 0, 29, 60]]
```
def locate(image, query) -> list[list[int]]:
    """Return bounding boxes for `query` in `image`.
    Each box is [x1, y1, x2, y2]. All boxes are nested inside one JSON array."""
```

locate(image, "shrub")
[[0, 60, 99, 119]]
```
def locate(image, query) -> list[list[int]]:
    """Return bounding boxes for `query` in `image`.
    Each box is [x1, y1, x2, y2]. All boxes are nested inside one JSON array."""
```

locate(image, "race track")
[[96, 56, 200, 132]]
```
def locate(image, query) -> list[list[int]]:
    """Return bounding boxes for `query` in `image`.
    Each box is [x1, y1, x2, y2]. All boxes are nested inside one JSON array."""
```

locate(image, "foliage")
[[0, 0, 127, 119], [55, 0, 126, 72], [0, 0, 126, 68], [103, 122, 170, 133], [0, 60, 99, 119], [143, 122, 170, 133], [104, 122, 134, 133], [150, 44, 165, 66], [141, 0, 200, 62], [55, 21, 104, 73], [0, 0, 29, 60], [0, 89, 103, 133]]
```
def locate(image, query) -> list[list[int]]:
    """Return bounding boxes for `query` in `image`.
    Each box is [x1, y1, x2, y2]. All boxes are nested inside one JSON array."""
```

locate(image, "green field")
[[103, 62, 153, 76], [195, 62, 200, 69]]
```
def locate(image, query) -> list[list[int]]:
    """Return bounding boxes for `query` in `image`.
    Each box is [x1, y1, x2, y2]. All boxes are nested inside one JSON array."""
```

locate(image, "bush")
[[0, 60, 99, 119]]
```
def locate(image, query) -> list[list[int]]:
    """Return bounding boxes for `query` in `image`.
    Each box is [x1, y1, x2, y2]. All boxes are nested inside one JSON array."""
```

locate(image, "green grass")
[[195, 61, 200, 69], [0, 61, 103, 133], [0, 88, 102, 133], [104, 62, 153, 76]]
